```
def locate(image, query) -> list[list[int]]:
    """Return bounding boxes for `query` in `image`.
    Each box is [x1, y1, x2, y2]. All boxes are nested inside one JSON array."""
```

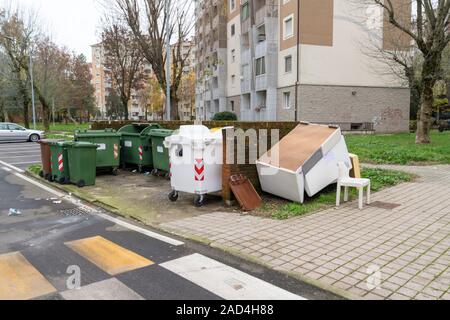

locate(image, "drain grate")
[[59, 208, 90, 217], [369, 201, 402, 210]]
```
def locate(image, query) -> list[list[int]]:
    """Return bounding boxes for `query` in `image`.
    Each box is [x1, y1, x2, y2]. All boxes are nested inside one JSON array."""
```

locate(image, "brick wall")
[[277, 84, 410, 133]]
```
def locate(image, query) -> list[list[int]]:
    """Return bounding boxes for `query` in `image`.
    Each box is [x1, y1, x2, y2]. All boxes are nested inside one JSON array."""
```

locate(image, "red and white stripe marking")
[[194, 159, 205, 182], [58, 154, 64, 172], [138, 146, 143, 162], [114, 144, 119, 159]]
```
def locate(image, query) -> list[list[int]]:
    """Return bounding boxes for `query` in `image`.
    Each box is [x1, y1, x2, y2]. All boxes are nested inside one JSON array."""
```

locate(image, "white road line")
[[160, 254, 305, 300], [0, 157, 185, 248], [1, 167, 12, 172], [0, 155, 41, 159], [0, 160, 25, 173], [0, 151, 41, 154], [9, 162, 40, 166], [97, 213, 184, 247]]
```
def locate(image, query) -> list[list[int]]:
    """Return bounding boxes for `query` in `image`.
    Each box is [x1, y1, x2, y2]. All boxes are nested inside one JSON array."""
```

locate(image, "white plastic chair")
[[336, 162, 371, 210]]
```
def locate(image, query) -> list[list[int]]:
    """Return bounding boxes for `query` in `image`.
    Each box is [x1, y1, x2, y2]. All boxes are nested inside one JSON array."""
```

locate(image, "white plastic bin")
[[256, 123, 352, 203], [164, 125, 225, 207]]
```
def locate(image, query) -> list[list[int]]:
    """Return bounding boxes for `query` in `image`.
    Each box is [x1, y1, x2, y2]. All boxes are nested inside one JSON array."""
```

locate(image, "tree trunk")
[[38, 95, 51, 131], [170, 90, 180, 120], [18, 82, 30, 128], [416, 55, 440, 144], [121, 96, 129, 120]]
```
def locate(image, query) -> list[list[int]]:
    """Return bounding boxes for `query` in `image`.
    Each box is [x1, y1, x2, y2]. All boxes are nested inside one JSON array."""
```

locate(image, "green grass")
[[28, 164, 42, 176], [264, 168, 413, 220], [346, 131, 450, 165]]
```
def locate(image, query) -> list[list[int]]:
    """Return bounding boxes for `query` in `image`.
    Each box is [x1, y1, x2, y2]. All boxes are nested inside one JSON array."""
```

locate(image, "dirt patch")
[[73, 170, 235, 225]]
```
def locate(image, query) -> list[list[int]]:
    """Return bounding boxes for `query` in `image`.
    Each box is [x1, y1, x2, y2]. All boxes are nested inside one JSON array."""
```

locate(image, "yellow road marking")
[[65, 236, 154, 276], [0, 252, 56, 300]]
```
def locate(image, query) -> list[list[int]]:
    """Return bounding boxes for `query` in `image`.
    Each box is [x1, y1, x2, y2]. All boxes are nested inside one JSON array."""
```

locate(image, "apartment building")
[[91, 43, 109, 118], [195, 0, 411, 132], [195, 0, 228, 120], [175, 41, 197, 121]]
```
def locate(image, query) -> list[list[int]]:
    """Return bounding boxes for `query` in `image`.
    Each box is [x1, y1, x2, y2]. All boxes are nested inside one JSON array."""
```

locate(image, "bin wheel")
[[77, 180, 86, 188], [58, 177, 66, 185], [164, 172, 171, 180], [48, 175, 54, 183], [138, 165, 143, 173], [194, 195, 205, 207], [39, 170, 44, 178], [111, 167, 119, 176], [63, 177, 70, 185], [151, 169, 158, 176], [169, 190, 179, 202]]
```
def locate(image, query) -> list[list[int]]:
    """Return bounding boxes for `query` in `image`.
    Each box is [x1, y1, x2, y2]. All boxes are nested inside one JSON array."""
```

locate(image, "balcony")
[[241, 49, 251, 64], [255, 75, 267, 91], [255, 5, 277, 26]]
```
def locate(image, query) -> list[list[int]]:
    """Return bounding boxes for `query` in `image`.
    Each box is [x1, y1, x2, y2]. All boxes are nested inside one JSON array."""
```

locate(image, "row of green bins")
[[75, 129, 121, 175], [49, 141, 97, 188], [149, 129, 174, 177], [118, 123, 161, 172]]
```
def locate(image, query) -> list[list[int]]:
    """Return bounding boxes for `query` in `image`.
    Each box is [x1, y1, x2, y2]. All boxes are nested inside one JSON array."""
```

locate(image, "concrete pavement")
[[162, 165, 450, 300]]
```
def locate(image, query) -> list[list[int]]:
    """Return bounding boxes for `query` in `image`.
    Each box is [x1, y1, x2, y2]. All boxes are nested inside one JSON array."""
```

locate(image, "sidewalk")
[[161, 165, 450, 300]]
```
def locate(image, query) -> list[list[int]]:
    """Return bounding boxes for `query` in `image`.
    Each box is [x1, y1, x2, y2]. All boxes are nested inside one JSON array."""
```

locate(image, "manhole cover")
[[59, 208, 90, 216], [369, 201, 401, 210]]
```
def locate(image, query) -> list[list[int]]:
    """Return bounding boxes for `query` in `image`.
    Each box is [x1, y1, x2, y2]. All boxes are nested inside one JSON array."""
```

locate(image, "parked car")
[[438, 120, 450, 132], [0, 123, 45, 142]]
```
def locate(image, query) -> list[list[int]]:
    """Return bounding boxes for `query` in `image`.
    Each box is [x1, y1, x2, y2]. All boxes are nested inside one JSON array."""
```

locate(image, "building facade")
[[194, 0, 411, 132]]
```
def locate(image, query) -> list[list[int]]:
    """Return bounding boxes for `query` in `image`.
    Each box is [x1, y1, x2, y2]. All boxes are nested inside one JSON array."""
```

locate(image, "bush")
[[212, 111, 238, 121]]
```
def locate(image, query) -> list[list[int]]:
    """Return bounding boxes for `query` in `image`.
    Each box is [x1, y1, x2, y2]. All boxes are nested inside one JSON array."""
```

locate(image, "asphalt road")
[[0, 141, 41, 170], [0, 142, 340, 301]]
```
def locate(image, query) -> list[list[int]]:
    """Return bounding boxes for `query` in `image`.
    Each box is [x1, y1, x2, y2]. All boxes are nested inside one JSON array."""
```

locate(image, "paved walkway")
[[162, 165, 450, 300]]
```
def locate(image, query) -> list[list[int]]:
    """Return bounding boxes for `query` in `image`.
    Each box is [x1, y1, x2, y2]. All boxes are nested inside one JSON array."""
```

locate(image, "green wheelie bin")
[[149, 129, 174, 178], [118, 123, 161, 172], [66, 142, 97, 188], [49, 141, 72, 184], [75, 129, 121, 175]]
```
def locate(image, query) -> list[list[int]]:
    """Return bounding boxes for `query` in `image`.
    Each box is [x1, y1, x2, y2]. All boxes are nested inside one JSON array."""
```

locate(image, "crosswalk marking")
[[65, 236, 154, 276], [161, 254, 305, 300], [0, 252, 57, 300], [60, 278, 144, 300]]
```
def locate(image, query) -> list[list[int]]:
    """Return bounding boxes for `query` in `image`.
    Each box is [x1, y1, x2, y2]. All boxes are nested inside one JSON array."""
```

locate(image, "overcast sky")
[[1, 0, 103, 62]]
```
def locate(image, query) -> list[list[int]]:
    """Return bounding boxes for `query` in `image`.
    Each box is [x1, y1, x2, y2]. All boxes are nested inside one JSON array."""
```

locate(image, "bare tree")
[[110, 0, 194, 120], [367, 0, 450, 143], [0, 7, 37, 128], [101, 20, 145, 120]]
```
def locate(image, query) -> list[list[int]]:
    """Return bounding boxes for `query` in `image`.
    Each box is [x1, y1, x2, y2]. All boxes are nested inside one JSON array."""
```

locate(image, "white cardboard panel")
[[257, 162, 305, 203], [304, 138, 352, 197]]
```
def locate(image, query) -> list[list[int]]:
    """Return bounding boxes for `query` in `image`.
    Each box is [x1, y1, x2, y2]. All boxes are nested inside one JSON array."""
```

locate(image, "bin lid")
[[118, 123, 161, 134], [258, 123, 340, 172], [148, 129, 174, 137], [71, 142, 98, 148], [75, 132, 121, 138]]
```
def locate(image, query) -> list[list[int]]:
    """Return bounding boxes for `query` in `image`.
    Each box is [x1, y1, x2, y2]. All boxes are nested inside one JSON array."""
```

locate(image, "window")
[[0, 124, 7, 130], [285, 55, 292, 73], [230, 0, 236, 11], [283, 92, 291, 109], [231, 24, 235, 36], [283, 15, 294, 40], [255, 57, 266, 76], [231, 49, 236, 62], [231, 74, 236, 85], [230, 101, 235, 112], [241, 1, 249, 21], [8, 124, 25, 131]]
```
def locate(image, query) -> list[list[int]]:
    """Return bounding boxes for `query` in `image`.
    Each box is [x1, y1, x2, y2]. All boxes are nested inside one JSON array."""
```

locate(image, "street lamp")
[[1, 34, 37, 129]]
